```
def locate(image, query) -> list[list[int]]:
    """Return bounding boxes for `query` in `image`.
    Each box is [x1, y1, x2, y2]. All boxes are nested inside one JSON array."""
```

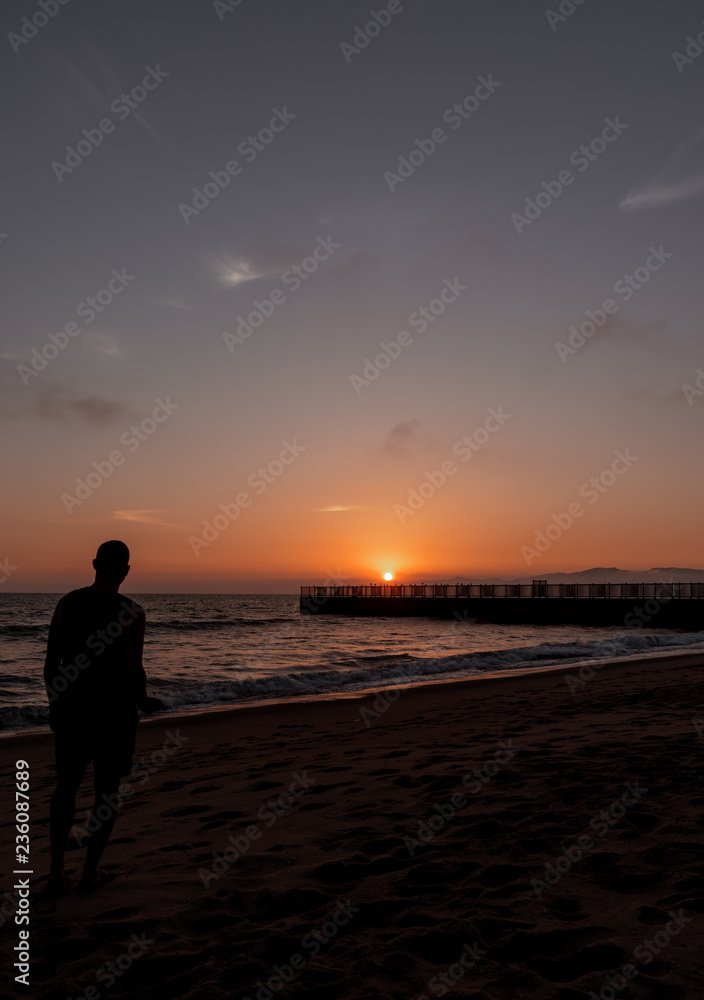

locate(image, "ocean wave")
[[144, 631, 704, 714], [0, 616, 295, 641], [147, 616, 294, 631], [0, 623, 48, 638], [0, 704, 49, 730], [2, 630, 702, 732]]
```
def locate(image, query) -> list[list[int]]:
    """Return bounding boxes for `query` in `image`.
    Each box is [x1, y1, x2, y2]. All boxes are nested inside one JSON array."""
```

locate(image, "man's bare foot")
[[46, 869, 71, 898], [78, 868, 116, 893]]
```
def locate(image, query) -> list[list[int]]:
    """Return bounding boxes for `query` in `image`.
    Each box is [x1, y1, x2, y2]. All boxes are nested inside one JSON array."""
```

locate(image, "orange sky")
[[3, 0, 703, 592]]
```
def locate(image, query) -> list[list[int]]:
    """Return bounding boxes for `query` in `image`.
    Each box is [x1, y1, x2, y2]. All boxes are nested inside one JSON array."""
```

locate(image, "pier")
[[299, 581, 704, 628]]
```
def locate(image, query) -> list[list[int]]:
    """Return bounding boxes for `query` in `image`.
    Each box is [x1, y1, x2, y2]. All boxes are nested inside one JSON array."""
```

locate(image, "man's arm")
[[125, 608, 164, 714], [43, 597, 65, 697]]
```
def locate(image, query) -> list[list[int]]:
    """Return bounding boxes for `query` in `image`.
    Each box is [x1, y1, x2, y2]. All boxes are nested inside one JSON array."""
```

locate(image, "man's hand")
[[138, 696, 166, 715]]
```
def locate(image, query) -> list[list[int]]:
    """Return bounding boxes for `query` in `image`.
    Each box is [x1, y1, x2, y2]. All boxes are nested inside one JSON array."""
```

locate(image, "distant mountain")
[[433, 568, 704, 585]]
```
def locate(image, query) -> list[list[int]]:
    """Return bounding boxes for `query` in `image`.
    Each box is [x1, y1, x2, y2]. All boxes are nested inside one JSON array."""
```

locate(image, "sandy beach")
[[2, 651, 703, 1000]]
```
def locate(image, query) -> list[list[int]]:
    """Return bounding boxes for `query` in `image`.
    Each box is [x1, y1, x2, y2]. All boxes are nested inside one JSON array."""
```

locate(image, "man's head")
[[93, 540, 130, 586]]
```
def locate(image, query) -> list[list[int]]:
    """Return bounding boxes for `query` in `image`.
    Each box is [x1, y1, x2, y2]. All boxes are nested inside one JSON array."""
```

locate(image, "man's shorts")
[[53, 722, 137, 782]]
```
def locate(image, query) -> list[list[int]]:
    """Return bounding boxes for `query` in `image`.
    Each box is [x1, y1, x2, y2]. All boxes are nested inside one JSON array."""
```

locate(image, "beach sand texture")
[[1, 652, 703, 1000]]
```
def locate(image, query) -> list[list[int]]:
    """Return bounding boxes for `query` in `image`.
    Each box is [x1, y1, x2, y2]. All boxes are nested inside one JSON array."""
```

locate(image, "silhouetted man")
[[44, 540, 163, 895]]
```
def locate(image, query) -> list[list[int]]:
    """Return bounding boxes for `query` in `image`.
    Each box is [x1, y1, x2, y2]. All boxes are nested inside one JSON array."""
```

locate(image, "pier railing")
[[300, 582, 704, 600]]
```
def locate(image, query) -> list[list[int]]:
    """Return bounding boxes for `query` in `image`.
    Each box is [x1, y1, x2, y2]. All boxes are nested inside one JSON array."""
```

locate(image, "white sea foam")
[[2, 594, 702, 732]]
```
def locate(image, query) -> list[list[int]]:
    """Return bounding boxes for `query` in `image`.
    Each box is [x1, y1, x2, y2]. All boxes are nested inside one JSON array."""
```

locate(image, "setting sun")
[[383, 572, 394, 581]]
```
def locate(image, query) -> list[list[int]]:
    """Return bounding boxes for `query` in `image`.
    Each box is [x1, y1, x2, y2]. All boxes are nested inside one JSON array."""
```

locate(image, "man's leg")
[[81, 765, 121, 886], [49, 738, 88, 889], [49, 764, 86, 893]]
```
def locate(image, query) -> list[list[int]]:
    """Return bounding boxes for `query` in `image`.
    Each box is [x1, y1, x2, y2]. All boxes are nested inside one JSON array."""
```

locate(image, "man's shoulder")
[[120, 595, 145, 616], [57, 587, 92, 611], [63, 587, 93, 600], [61, 588, 144, 618]]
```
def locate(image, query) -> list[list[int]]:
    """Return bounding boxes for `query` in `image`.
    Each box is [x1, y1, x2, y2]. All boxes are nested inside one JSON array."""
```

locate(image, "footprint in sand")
[[636, 905, 671, 924], [476, 863, 527, 888], [161, 804, 210, 817]]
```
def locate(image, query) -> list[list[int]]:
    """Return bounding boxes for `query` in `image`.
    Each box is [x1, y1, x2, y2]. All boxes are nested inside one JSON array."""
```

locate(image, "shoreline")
[[3, 645, 703, 747], [1, 642, 703, 998]]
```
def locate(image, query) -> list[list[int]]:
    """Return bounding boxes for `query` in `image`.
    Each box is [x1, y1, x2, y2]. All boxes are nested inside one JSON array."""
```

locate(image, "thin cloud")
[[620, 126, 704, 211], [327, 251, 380, 279], [112, 510, 184, 528], [52, 45, 178, 158], [209, 232, 366, 289], [620, 176, 704, 211], [207, 234, 302, 289], [210, 255, 272, 286], [31, 386, 129, 425], [157, 296, 197, 311], [0, 374, 130, 425], [86, 332, 122, 357], [129, 111, 180, 157], [314, 505, 371, 512], [577, 314, 670, 350], [381, 420, 424, 458]]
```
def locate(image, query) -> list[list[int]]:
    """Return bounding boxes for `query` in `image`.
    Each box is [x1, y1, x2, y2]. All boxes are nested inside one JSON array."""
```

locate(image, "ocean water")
[[2, 592, 703, 732]]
